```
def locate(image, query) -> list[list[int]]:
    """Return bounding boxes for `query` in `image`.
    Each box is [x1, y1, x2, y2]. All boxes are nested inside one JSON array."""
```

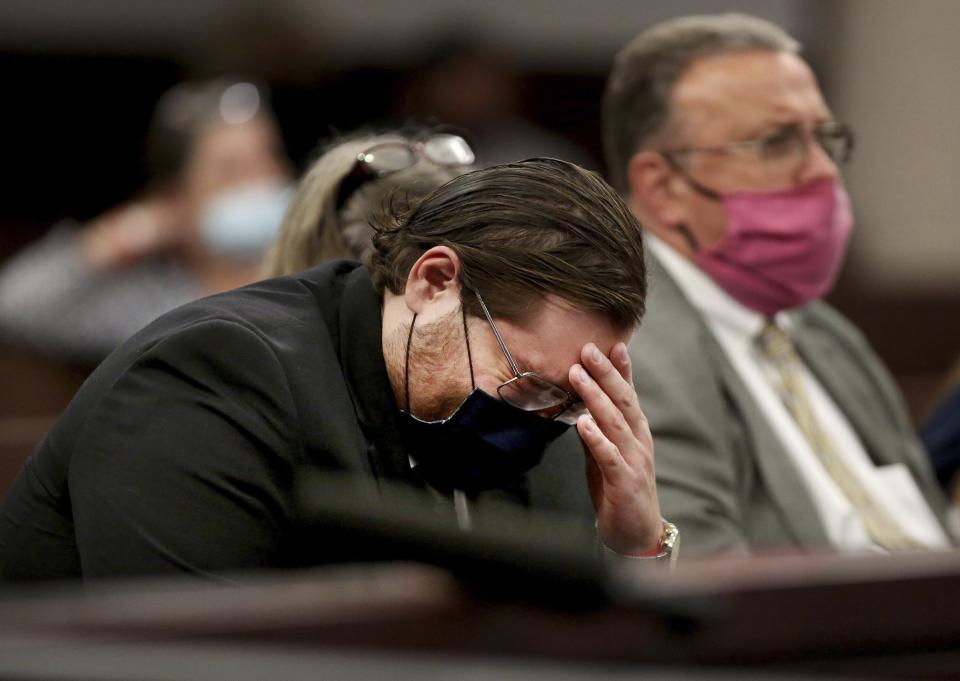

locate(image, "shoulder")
[[793, 300, 872, 352], [626, 261, 738, 445], [792, 299, 914, 426], [630, 256, 717, 382], [69, 266, 355, 427], [127, 260, 363, 354], [791, 299, 895, 386]]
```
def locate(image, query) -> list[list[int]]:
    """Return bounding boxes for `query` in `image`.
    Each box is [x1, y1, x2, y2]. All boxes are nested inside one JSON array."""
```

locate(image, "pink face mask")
[[690, 178, 854, 316]]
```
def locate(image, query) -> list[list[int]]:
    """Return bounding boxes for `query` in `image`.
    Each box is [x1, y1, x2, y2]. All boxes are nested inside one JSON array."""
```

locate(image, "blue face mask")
[[399, 312, 570, 494], [199, 182, 292, 261], [400, 390, 569, 494]]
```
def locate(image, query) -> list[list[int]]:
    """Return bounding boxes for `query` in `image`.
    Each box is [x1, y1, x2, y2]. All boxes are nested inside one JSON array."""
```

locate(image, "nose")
[[794, 134, 840, 185]]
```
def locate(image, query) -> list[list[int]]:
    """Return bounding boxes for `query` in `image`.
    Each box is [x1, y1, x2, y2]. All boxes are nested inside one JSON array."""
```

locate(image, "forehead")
[[192, 117, 279, 161], [497, 297, 632, 385], [669, 50, 830, 143]]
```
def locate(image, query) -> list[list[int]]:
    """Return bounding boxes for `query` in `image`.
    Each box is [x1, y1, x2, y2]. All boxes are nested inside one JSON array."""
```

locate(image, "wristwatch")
[[599, 518, 680, 563], [653, 518, 680, 563]]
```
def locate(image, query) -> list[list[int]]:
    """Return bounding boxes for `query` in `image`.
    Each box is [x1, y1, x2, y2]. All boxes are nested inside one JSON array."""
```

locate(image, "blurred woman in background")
[[261, 129, 474, 277], [0, 78, 292, 363]]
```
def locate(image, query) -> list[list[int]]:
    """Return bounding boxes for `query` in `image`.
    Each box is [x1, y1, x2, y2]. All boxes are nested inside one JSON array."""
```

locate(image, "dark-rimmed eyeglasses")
[[473, 290, 587, 426], [335, 134, 475, 210], [661, 121, 854, 170]]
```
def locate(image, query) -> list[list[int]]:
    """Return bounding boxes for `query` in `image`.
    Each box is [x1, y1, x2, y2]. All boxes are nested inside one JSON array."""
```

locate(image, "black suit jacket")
[[0, 262, 593, 580]]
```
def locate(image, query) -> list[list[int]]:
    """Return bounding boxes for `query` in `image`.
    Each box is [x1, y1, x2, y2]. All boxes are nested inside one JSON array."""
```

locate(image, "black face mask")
[[399, 310, 570, 494]]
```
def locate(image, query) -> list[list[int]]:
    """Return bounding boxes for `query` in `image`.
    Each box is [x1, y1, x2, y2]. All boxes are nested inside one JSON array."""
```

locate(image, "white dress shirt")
[[646, 235, 949, 552]]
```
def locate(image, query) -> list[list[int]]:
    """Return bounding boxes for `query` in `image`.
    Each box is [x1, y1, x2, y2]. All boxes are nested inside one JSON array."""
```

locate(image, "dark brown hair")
[[369, 157, 647, 328], [602, 13, 799, 193]]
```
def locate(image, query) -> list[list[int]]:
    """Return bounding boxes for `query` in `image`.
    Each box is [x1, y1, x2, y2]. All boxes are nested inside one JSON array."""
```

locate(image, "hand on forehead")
[[475, 295, 632, 391]]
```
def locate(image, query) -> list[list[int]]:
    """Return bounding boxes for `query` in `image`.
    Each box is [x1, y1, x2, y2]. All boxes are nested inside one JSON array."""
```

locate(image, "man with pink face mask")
[[601, 13, 953, 555]]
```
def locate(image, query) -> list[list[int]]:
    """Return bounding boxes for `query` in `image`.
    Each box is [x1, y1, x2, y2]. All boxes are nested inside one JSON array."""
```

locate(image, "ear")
[[626, 150, 690, 228], [403, 245, 463, 317]]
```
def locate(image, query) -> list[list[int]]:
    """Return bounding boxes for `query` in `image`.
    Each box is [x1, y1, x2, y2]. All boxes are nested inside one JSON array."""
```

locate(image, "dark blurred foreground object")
[[2, 502, 960, 680], [292, 472, 622, 610]]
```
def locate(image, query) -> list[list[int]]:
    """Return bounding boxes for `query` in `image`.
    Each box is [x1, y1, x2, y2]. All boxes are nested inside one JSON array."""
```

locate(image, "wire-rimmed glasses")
[[473, 290, 587, 426], [662, 121, 854, 173]]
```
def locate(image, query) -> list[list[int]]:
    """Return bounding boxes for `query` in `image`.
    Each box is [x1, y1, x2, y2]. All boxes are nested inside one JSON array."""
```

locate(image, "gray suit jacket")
[[631, 254, 950, 555]]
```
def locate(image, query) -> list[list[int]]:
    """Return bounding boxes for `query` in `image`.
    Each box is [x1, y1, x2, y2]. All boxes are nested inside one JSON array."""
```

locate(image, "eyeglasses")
[[335, 133, 475, 209], [661, 121, 854, 172], [473, 290, 587, 426]]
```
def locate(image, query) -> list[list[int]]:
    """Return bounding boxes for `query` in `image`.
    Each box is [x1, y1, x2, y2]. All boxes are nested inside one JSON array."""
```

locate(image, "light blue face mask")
[[199, 182, 292, 261]]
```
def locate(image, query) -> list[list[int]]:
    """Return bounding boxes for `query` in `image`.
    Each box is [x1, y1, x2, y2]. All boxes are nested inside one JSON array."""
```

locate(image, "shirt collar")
[[646, 233, 793, 341], [336, 264, 416, 483]]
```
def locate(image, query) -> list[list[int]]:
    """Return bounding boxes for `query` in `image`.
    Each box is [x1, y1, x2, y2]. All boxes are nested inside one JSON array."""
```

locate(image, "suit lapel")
[[337, 267, 420, 485], [791, 312, 946, 506], [792, 319, 900, 468], [707, 333, 831, 547], [790, 310, 952, 533]]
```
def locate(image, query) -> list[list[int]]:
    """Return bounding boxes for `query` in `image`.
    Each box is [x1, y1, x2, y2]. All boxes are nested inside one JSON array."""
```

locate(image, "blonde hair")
[[260, 132, 469, 278]]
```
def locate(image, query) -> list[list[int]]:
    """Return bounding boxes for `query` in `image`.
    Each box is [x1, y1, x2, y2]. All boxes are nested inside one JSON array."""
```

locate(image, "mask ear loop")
[[676, 224, 701, 252], [662, 151, 723, 200], [461, 303, 476, 390], [403, 314, 417, 412], [661, 153, 714, 254]]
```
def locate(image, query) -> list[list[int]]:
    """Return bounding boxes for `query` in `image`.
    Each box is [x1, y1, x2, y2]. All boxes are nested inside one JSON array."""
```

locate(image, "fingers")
[[611, 342, 632, 383], [576, 413, 627, 483], [574, 342, 661, 556], [572, 374, 644, 485], [574, 343, 646, 440]]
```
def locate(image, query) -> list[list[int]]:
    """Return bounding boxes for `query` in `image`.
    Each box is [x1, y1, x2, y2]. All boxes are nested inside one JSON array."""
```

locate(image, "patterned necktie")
[[756, 322, 921, 551]]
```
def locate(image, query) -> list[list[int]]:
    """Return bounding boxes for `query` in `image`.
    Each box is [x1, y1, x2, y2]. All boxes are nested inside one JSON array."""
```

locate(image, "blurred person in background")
[[600, 13, 952, 555], [261, 129, 475, 278], [0, 78, 292, 364], [399, 39, 593, 169]]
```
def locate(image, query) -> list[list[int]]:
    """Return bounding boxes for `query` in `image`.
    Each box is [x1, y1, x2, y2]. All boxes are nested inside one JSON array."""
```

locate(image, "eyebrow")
[[750, 112, 837, 137], [514, 353, 580, 397], [741, 119, 797, 139]]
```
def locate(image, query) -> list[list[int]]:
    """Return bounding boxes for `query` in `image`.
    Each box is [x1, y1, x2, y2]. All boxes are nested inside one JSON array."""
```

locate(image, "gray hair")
[[602, 13, 800, 193]]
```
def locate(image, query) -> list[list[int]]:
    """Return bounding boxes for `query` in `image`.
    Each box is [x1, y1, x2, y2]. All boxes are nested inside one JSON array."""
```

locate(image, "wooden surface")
[[2, 550, 960, 678]]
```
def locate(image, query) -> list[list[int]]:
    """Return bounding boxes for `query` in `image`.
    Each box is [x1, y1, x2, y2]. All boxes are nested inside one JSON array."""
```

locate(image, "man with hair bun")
[[0, 158, 673, 580]]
